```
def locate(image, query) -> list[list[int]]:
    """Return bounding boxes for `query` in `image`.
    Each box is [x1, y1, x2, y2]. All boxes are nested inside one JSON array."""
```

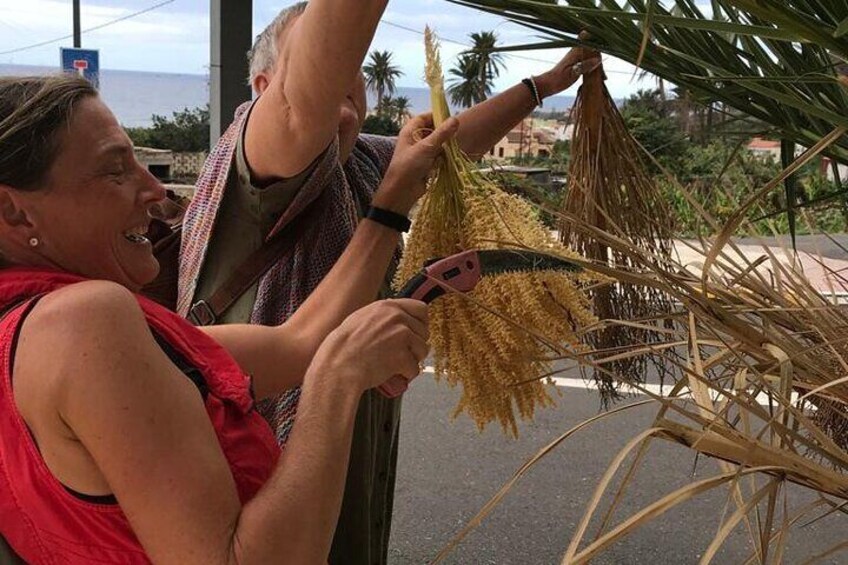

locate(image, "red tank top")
[[0, 268, 281, 564]]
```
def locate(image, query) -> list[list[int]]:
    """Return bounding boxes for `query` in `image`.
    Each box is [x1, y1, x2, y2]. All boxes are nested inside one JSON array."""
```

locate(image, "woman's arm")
[[203, 114, 456, 400], [16, 280, 427, 564]]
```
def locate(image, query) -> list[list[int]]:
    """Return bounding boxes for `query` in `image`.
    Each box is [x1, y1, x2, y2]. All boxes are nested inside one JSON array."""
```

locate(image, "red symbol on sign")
[[73, 59, 88, 77]]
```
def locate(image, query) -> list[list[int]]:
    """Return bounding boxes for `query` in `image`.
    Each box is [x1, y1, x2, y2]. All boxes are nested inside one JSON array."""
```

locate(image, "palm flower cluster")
[[395, 28, 597, 436]]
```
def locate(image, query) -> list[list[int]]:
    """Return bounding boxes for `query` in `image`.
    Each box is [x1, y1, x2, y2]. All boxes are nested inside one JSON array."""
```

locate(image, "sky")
[[0, 0, 657, 97]]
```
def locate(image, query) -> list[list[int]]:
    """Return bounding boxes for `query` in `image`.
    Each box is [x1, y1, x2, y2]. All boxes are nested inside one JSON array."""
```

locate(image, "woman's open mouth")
[[123, 224, 150, 245]]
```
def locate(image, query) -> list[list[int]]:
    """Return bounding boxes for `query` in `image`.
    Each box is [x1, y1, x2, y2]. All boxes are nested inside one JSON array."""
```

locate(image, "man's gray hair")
[[248, 2, 308, 84]]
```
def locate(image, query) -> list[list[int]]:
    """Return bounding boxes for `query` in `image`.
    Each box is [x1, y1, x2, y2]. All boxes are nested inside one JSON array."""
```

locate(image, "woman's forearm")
[[229, 296, 427, 561]]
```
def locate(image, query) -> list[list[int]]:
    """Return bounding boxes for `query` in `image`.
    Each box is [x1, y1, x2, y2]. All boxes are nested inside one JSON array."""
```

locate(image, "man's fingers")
[[573, 57, 602, 78], [419, 117, 459, 156], [402, 112, 435, 138], [560, 46, 600, 70]]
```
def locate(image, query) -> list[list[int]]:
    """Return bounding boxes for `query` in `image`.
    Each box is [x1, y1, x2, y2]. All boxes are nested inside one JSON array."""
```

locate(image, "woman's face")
[[18, 96, 165, 290]]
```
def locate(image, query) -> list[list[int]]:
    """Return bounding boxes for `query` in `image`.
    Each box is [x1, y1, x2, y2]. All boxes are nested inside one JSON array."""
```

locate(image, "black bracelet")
[[521, 77, 543, 108], [365, 205, 411, 233]]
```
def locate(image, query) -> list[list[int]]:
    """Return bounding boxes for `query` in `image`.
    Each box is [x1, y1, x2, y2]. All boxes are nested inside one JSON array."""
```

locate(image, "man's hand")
[[371, 113, 459, 216], [533, 48, 603, 99]]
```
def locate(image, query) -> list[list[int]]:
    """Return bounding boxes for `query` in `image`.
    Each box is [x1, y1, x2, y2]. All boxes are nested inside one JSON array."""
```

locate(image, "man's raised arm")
[[245, 1, 388, 183]]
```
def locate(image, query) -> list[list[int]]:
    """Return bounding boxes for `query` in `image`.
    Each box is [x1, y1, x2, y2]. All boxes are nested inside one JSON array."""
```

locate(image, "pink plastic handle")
[[378, 250, 484, 399], [407, 250, 483, 301]]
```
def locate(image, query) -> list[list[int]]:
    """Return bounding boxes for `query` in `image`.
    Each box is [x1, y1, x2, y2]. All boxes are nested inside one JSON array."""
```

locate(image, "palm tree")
[[447, 54, 482, 108], [468, 31, 505, 102], [362, 50, 403, 115], [390, 95, 412, 124], [447, 31, 505, 108], [637, 68, 667, 102]]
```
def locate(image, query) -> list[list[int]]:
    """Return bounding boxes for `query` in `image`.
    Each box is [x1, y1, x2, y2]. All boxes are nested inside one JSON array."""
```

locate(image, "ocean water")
[[0, 64, 209, 128], [0, 64, 574, 128]]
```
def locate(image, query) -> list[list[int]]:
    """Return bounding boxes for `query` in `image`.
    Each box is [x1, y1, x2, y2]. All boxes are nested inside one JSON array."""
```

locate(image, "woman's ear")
[[0, 186, 35, 240]]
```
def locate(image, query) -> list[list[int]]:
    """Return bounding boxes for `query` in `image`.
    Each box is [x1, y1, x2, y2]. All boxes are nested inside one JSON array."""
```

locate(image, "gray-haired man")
[[178, 1, 597, 563]]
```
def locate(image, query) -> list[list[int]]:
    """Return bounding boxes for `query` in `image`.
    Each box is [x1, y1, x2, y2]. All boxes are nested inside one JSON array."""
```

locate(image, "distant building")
[[820, 157, 848, 183], [133, 147, 207, 186], [747, 137, 781, 161], [747, 138, 847, 183], [134, 147, 173, 180], [486, 119, 560, 162]]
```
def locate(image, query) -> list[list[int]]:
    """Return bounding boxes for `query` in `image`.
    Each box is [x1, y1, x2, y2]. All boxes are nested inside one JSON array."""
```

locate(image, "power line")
[[0, 0, 177, 56], [380, 18, 634, 75]]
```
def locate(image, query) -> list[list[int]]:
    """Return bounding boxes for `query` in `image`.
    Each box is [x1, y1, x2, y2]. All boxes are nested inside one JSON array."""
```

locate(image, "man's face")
[[337, 71, 368, 162], [254, 16, 368, 164]]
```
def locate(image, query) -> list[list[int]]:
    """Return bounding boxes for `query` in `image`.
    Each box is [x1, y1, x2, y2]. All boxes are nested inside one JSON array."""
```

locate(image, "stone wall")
[[172, 152, 208, 181]]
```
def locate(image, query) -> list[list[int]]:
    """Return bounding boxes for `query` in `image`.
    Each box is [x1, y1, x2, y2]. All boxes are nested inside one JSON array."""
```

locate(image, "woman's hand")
[[533, 48, 603, 99], [307, 299, 429, 393], [371, 113, 459, 215]]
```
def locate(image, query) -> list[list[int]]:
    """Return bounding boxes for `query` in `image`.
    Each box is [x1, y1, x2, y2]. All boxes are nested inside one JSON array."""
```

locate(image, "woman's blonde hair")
[[0, 75, 97, 190]]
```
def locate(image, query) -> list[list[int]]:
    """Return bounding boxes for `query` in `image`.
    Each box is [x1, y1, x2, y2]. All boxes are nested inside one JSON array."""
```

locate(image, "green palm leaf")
[[450, 0, 848, 164]]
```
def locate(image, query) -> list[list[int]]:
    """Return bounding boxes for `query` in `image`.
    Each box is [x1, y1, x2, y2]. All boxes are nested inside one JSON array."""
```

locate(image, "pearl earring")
[[28, 237, 39, 247]]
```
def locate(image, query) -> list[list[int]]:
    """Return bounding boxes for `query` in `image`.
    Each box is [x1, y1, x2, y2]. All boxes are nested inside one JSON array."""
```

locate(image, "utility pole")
[[73, 0, 81, 48], [209, 0, 252, 147]]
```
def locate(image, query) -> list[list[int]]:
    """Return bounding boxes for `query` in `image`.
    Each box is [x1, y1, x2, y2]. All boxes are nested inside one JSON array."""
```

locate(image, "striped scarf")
[[178, 103, 397, 444]]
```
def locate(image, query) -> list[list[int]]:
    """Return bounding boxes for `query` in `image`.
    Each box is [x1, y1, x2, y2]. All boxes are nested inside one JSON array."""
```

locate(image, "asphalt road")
[[388, 370, 847, 564]]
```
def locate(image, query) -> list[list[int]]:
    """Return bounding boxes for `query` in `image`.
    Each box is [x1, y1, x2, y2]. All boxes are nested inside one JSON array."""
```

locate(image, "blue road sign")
[[60, 48, 100, 89]]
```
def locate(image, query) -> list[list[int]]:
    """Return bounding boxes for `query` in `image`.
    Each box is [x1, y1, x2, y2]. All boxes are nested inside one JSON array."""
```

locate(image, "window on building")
[[148, 164, 171, 180], [498, 147, 504, 158]]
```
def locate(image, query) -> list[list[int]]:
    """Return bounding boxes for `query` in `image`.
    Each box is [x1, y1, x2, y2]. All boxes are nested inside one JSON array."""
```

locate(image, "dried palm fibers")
[[395, 29, 597, 436], [559, 56, 675, 401]]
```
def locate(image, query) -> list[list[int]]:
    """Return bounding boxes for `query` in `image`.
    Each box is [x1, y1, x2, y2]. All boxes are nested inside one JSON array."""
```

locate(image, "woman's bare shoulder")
[[26, 280, 143, 339], [15, 280, 152, 400]]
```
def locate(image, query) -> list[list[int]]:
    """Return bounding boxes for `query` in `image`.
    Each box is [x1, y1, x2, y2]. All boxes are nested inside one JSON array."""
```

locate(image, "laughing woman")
[[0, 75, 456, 564]]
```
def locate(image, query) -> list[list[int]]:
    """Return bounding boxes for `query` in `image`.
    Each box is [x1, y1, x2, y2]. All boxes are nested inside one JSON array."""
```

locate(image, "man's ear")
[[252, 72, 271, 96]]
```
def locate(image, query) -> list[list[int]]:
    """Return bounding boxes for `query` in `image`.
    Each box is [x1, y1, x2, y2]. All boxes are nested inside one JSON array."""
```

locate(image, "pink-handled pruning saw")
[[377, 248, 582, 398]]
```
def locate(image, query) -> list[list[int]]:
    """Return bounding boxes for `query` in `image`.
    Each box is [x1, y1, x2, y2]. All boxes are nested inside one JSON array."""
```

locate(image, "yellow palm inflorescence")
[[395, 29, 598, 436]]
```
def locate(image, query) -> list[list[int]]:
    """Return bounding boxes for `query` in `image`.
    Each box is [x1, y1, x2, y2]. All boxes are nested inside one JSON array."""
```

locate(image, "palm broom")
[[396, 29, 598, 436]]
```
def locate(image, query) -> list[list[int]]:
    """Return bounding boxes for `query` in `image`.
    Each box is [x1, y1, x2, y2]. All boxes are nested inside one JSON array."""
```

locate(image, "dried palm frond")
[[433, 145, 848, 563], [395, 28, 598, 436], [560, 59, 675, 400]]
